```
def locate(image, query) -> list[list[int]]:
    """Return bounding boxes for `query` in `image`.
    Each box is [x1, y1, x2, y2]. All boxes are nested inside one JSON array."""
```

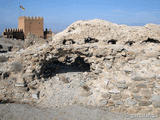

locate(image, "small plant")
[[60, 76, 70, 83], [82, 84, 90, 91], [2, 72, 10, 79], [0, 56, 8, 63]]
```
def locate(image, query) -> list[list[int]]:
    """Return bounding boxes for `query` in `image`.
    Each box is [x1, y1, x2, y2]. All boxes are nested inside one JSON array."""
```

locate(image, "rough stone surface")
[[0, 19, 160, 117]]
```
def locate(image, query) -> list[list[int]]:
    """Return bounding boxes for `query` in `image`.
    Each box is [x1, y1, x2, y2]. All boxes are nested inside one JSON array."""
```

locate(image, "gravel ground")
[[0, 104, 159, 120], [0, 37, 24, 53]]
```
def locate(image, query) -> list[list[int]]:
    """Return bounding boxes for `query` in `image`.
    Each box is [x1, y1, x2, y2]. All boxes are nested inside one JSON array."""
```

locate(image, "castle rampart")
[[2, 16, 52, 40], [44, 28, 52, 39], [18, 16, 44, 38], [2, 28, 24, 40]]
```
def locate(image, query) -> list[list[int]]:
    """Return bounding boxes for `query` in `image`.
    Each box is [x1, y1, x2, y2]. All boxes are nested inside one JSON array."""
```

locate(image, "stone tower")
[[18, 16, 44, 38]]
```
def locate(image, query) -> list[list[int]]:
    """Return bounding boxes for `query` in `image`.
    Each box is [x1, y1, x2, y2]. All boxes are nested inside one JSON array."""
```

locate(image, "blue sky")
[[0, 0, 160, 33]]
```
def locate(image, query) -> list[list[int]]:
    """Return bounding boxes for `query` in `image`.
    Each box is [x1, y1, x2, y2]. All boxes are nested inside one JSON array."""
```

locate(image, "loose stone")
[[138, 101, 152, 106], [15, 83, 25, 87], [109, 89, 120, 94]]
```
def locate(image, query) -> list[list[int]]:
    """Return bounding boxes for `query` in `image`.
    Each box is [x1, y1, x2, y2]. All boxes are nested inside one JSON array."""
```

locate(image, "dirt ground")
[[0, 104, 159, 120]]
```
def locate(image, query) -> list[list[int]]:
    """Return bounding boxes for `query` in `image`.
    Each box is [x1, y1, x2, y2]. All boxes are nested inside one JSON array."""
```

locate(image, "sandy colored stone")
[[0, 19, 160, 116]]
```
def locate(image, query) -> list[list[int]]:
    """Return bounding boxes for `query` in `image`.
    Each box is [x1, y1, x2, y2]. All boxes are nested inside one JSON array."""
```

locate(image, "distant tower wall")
[[44, 28, 53, 39], [18, 16, 44, 38], [2, 28, 24, 40]]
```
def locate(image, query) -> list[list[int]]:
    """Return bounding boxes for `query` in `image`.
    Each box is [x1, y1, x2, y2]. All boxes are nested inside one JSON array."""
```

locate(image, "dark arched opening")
[[38, 56, 90, 79], [108, 39, 117, 44]]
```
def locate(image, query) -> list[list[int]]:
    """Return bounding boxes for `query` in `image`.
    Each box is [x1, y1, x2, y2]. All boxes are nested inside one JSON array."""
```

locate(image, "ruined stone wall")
[[18, 16, 44, 38], [2, 19, 160, 116]]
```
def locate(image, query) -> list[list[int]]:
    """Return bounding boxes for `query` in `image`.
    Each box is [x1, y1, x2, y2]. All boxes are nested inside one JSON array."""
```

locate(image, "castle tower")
[[18, 16, 44, 38]]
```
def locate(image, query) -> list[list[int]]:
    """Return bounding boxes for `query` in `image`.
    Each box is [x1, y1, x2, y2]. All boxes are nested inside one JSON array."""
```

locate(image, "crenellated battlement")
[[2, 16, 50, 40], [19, 16, 43, 21], [4, 28, 23, 33], [18, 16, 44, 38], [2, 28, 24, 40]]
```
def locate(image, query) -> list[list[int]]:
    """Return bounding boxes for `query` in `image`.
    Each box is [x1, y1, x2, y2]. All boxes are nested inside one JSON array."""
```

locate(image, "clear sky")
[[0, 0, 160, 33]]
